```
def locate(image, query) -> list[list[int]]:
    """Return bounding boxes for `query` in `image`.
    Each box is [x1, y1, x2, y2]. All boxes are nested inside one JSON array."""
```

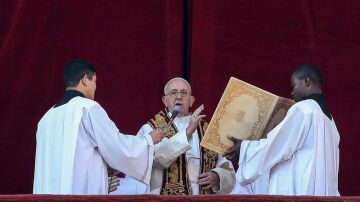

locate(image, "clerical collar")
[[301, 93, 332, 120], [54, 90, 85, 108]]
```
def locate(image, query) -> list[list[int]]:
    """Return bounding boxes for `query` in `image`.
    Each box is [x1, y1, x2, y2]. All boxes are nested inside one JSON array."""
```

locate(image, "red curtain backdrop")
[[0, 0, 184, 194], [0, 0, 359, 196]]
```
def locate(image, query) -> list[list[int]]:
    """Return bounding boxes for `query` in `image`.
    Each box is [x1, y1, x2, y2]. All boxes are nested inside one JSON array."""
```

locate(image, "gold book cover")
[[200, 77, 294, 154]]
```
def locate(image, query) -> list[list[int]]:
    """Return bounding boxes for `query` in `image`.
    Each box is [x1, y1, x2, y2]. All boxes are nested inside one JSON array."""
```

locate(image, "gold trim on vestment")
[[148, 109, 218, 195]]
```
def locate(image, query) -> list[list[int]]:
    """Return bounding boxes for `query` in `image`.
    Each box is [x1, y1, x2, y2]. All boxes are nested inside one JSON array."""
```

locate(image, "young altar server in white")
[[227, 64, 340, 196], [33, 59, 164, 194]]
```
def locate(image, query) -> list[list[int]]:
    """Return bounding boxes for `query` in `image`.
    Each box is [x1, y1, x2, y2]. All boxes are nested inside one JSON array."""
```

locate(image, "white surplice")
[[231, 158, 269, 194], [33, 97, 154, 194], [234, 99, 340, 196], [114, 114, 236, 195]]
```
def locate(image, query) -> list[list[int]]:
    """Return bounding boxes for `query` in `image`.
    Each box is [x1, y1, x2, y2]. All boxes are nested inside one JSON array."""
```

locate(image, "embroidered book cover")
[[200, 77, 294, 154]]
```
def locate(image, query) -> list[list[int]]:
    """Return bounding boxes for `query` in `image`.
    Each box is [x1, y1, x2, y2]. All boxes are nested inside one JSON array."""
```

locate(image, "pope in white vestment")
[[235, 97, 340, 196], [113, 77, 236, 195], [114, 113, 236, 194], [151, 113, 235, 194]]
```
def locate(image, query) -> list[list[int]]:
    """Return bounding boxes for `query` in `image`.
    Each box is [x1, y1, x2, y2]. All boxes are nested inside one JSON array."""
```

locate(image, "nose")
[[175, 93, 183, 99]]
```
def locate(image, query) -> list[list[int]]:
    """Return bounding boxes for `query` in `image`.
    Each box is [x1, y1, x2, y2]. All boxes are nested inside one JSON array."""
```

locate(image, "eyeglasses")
[[166, 90, 191, 97]]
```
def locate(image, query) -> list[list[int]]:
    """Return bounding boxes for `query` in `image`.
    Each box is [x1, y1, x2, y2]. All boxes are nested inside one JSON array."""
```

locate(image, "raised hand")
[[223, 136, 242, 163], [186, 104, 206, 140]]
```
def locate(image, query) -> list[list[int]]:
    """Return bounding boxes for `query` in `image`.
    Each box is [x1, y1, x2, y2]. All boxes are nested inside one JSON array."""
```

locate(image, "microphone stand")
[[161, 104, 180, 132], [161, 118, 176, 132]]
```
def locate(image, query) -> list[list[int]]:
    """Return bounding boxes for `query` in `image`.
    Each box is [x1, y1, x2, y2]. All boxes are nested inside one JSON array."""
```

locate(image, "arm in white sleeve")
[[154, 129, 192, 169], [136, 124, 192, 169], [239, 105, 309, 185], [86, 104, 154, 185], [211, 154, 236, 194]]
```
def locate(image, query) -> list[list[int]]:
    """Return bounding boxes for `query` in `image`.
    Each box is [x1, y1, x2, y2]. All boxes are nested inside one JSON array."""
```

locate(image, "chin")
[[294, 97, 303, 102]]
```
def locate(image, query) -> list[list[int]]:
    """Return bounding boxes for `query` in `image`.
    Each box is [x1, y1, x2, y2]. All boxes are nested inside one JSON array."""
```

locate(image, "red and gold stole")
[[148, 109, 218, 195]]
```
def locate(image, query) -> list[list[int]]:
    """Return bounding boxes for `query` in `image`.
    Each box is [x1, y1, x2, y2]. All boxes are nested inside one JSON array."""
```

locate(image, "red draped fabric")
[[0, 0, 359, 196], [0, 0, 184, 194]]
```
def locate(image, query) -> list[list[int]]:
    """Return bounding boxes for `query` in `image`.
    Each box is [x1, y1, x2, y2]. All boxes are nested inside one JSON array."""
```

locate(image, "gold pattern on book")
[[200, 77, 294, 154]]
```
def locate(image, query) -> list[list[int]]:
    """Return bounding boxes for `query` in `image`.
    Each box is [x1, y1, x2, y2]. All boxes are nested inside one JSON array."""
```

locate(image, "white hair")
[[164, 77, 191, 95]]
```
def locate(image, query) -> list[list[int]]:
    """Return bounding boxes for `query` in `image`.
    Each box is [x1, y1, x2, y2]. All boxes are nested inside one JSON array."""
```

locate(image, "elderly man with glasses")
[[113, 77, 235, 195]]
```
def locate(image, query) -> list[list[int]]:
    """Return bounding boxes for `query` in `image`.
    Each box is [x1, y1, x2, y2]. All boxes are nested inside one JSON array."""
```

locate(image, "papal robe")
[[33, 96, 154, 194], [114, 110, 235, 195], [235, 98, 340, 196]]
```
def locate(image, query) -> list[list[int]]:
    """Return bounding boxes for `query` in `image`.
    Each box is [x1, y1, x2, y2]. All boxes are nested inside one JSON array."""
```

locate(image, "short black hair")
[[64, 59, 96, 88], [292, 64, 323, 86]]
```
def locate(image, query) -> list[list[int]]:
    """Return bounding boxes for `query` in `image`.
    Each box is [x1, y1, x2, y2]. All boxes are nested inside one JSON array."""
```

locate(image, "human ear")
[[162, 96, 168, 107], [80, 75, 88, 86], [304, 77, 311, 86], [189, 96, 195, 107]]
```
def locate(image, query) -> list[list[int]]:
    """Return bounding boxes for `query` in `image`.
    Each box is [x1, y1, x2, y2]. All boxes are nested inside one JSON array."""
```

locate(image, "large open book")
[[200, 77, 294, 154]]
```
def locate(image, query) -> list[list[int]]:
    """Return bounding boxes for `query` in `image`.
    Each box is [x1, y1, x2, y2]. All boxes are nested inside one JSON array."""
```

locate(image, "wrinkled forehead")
[[164, 78, 191, 94]]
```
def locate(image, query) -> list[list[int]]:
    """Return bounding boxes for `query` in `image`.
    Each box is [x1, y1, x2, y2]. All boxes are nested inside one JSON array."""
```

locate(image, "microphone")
[[161, 105, 181, 132], [169, 105, 181, 122]]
